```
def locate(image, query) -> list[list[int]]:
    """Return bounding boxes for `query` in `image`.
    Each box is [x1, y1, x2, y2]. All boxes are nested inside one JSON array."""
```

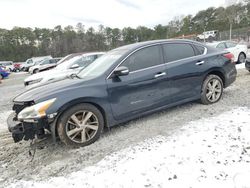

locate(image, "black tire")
[[0, 74, 3, 79], [57, 103, 104, 147], [238, 52, 246, 64], [200, 74, 223, 105], [208, 36, 213, 42], [33, 69, 39, 74]]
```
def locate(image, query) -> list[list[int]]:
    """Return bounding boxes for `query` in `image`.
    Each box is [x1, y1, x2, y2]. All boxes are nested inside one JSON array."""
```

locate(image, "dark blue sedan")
[[8, 39, 237, 146]]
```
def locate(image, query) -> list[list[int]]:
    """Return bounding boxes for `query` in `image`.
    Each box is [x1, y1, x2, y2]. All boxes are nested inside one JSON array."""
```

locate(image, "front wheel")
[[200, 75, 223, 105], [57, 103, 104, 147], [33, 69, 39, 74]]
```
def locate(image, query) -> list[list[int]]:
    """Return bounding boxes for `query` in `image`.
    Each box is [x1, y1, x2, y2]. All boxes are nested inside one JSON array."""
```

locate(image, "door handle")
[[154, 72, 166, 78], [196, 61, 204, 66]]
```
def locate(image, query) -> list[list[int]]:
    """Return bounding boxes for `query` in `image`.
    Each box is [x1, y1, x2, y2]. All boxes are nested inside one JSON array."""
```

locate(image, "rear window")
[[162, 43, 195, 62], [216, 43, 226, 49], [226, 42, 237, 48]]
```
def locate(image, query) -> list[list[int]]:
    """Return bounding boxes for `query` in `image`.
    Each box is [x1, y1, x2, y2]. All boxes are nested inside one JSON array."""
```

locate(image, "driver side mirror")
[[70, 64, 80, 69], [113, 66, 129, 77]]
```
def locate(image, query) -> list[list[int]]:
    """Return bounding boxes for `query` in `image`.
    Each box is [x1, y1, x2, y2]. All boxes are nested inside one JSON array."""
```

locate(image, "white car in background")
[[0, 61, 15, 72], [197, 30, 218, 41], [207, 41, 248, 63], [28, 57, 62, 74], [24, 52, 105, 87], [21, 56, 52, 71]]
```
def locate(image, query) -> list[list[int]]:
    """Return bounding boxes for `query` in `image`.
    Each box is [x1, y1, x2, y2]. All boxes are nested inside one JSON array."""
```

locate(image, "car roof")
[[113, 39, 205, 52], [206, 42, 221, 47], [81, 52, 106, 56], [0, 61, 13, 64]]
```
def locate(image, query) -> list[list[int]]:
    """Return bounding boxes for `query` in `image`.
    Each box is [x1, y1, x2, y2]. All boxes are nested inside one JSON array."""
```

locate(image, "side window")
[[41, 59, 49, 65], [27, 59, 32, 64], [162, 43, 195, 62], [122, 45, 162, 72], [49, 59, 56, 64], [216, 43, 226, 49], [194, 45, 206, 55], [226, 42, 237, 48], [93, 55, 98, 60]]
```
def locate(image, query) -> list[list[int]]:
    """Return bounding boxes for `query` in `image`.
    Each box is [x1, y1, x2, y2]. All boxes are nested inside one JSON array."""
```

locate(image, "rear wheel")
[[238, 53, 246, 64], [57, 103, 104, 147], [0, 74, 3, 79], [200, 75, 223, 105]]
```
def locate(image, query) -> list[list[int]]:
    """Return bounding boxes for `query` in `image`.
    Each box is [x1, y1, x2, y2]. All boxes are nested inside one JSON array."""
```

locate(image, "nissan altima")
[[7, 39, 237, 147]]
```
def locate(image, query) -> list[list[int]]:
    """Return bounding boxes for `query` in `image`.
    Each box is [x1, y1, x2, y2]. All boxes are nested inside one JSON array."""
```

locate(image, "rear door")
[[162, 43, 208, 103], [107, 45, 169, 120]]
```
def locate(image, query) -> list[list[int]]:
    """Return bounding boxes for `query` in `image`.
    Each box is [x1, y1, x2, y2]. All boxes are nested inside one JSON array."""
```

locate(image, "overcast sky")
[[0, 0, 225, 30]]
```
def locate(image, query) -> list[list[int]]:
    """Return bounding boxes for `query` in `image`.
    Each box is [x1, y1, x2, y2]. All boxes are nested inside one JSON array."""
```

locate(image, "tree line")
[[0, 2, 250, 62]]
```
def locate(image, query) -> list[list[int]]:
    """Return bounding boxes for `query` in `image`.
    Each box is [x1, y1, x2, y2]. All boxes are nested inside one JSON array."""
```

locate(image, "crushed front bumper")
[[7, 112, 47, 142]]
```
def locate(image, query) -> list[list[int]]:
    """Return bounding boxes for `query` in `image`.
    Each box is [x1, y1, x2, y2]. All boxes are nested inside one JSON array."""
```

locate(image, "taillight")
[[223, 53, 235, 63]]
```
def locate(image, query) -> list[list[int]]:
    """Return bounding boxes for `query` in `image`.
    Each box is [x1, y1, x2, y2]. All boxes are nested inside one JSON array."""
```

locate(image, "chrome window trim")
[[129, 63, 166, 74], [106, 41, 208, 79]]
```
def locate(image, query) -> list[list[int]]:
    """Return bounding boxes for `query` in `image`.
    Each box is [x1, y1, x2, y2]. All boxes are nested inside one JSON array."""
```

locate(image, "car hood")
[[25, 69, 55, 82], [25, 69, 74, 82], [14, 77, 83, 102]]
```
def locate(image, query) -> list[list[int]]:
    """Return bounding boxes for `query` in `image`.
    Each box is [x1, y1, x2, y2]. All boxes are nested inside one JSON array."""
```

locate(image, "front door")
[[106, 45, 169, 120]]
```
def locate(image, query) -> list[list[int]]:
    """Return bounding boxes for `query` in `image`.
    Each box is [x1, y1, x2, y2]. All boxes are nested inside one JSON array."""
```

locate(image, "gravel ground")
[[8, 107, 250, 188], [0, 68, 250, 186]]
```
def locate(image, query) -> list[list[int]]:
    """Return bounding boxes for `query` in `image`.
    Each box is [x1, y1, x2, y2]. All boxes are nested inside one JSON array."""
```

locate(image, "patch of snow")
[[236, 63, 246, 70], [7, 108, 250, 188], [11, 72, 28, 75], [0, 111, 11, 133]]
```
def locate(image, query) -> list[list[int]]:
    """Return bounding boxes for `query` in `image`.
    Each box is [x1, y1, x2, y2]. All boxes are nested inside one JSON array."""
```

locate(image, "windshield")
[[78, 49, 127, 79], [56, 54, 71, 65]]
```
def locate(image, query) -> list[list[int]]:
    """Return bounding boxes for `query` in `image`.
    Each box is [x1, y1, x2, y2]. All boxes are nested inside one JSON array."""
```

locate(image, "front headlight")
[[18, 98, 56, 120]]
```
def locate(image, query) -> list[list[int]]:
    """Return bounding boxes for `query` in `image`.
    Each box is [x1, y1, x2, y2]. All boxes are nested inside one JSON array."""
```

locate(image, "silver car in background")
[[29, 58, 62, 74], [24, 52, 105, 87]]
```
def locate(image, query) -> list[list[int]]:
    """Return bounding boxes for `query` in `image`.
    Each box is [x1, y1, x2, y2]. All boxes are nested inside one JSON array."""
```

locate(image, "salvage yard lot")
[[0, 65, 250, 187]]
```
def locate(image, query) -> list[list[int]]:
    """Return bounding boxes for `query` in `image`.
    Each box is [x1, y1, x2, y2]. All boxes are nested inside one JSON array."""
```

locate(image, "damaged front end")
[[7, 100, 55, 143]]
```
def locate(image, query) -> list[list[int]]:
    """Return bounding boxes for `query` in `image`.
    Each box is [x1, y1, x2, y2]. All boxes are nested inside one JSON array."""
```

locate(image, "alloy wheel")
[[66, 110, 99, 143], [205, 78, 222, 103]]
